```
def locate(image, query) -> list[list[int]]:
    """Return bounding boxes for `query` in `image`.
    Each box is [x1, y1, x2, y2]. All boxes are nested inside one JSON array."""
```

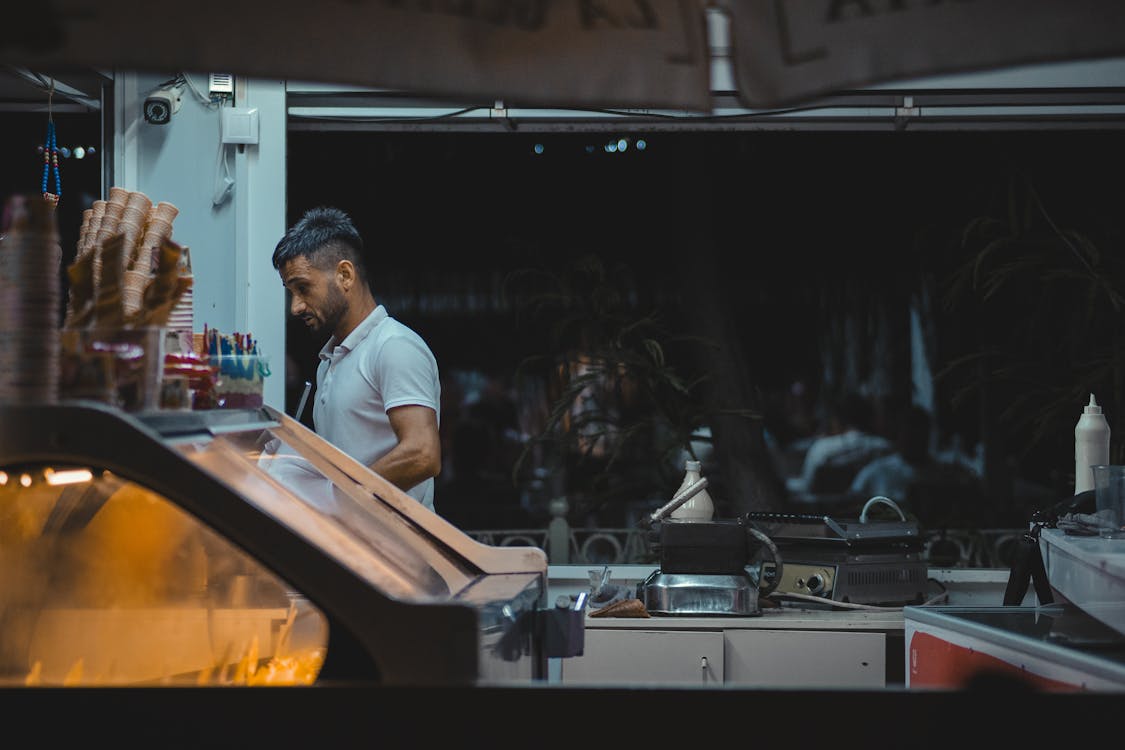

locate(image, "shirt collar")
[[318, 305, 388, 361]]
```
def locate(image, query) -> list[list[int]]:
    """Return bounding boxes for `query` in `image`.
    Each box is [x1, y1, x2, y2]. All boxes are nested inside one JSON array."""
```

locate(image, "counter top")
[[1041, 527, 1125, 638], [584, 605, 906, 630]]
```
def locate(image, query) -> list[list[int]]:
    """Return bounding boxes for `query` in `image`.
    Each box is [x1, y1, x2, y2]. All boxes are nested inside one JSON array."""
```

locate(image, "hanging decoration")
[[41, 79, 61, 208], [37, 144, 96, 160]]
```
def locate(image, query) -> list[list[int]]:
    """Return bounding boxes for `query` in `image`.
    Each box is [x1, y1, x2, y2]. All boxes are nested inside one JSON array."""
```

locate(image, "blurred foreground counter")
[[0, 401, 578, 689]]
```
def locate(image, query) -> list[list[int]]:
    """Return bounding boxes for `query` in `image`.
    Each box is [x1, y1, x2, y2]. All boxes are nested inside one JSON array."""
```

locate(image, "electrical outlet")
[[221, 107, 259, 145]]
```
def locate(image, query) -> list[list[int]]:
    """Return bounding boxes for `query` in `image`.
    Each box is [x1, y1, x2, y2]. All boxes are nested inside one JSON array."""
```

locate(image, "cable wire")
[[286, 101, 851, 125], [767, 577, 950, 611], [860, 495, 906, 523]]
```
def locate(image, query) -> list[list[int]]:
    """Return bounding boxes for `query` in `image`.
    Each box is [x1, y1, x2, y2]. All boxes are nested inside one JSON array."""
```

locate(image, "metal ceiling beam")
[[3, 65, 101, 110]]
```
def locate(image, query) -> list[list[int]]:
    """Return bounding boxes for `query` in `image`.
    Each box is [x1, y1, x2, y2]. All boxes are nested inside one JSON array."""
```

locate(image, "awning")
[[1, 0, 713, 112], [1, 0, 1124, 112], [724, 0, 1125, 108]]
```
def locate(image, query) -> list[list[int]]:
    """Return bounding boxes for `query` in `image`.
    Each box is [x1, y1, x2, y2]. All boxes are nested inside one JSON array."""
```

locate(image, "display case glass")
[[0, 462, 329, 685], [0, 402, 556, 687]]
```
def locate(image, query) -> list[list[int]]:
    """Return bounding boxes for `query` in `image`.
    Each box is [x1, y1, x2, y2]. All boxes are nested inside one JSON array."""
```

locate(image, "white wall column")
[[110, 71, 287, 411], [233, 77, 287, 411]]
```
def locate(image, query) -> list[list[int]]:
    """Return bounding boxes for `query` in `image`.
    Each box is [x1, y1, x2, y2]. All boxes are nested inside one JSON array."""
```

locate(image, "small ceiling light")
[[617, 138, 628, 152], [533, 143, 544, 155], [605, 142, 617, 153], [20, 473, 32, 487], [72, 146, 85, 159], [0, 471, 7, 485], [636, 139, 647, 151]]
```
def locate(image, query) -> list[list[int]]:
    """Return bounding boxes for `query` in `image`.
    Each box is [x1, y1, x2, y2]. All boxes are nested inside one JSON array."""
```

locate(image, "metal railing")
[[461, 501, 1027, 569]]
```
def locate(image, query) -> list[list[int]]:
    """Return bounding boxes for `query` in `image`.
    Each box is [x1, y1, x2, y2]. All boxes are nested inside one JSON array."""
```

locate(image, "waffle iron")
[[747, 511, 928, 606]]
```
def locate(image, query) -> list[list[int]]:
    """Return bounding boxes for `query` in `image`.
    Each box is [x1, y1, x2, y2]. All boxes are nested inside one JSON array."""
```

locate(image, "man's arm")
[[370, 404, 441, 492]]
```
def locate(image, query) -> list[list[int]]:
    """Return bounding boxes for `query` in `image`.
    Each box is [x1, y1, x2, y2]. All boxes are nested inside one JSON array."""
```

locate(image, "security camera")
[[143, 85, 183, 125]]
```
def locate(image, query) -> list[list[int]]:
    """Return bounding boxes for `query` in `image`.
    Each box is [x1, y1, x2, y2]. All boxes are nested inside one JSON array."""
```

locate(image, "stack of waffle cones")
[[67, 188, 188, 329]]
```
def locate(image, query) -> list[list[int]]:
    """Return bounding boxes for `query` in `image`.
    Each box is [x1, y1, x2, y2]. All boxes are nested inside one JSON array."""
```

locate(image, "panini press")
[[747, 511, 928, 606]]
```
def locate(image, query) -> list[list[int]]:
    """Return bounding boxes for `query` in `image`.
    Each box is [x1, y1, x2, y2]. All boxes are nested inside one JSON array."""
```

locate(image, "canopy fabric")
[[723, 0, 1125, 108], [1, 0, 713, 112], [2, 0, 1124, 112]]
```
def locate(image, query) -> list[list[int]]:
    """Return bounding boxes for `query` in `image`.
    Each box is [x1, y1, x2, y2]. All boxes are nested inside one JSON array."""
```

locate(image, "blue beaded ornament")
[[41, 81, 60, 207]]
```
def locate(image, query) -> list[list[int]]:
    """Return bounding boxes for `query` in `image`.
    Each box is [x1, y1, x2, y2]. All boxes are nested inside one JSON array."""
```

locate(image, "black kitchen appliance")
[[637, 478, 783, 616], [748, 511, 928, 606]]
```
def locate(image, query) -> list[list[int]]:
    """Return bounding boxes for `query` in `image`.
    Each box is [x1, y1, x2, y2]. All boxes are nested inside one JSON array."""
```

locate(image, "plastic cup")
[[1092, 465, 1125, 539]]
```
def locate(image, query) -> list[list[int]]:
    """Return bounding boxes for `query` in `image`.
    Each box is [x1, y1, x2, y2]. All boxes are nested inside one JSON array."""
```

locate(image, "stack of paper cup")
[[165, 246, 194, 336], [166, 277, 194, 334], [0, 194, 62, 404]]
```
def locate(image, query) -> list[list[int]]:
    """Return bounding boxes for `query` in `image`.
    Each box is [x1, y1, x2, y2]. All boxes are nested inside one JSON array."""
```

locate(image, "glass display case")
[[0, 401, 582, 687]]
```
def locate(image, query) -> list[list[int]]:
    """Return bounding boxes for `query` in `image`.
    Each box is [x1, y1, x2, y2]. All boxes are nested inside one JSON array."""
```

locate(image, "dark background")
[[1, 111, 103, 319], [285, 128, 1125, 528], [6, 115, 1120, 530]]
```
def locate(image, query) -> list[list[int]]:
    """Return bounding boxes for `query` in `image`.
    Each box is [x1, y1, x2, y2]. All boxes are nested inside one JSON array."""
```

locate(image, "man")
[[851, 404, 982, 514], [786, 392, 891, 496], [272, 206, 441, 510]]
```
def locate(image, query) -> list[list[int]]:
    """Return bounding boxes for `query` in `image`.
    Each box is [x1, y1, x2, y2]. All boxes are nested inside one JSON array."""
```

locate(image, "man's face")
[[279, 255, 347, 335]]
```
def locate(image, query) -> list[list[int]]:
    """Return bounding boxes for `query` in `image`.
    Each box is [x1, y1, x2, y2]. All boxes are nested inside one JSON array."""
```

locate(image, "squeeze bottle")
[[1075, 393, 1111, 495], [670, 459, 715, 521]]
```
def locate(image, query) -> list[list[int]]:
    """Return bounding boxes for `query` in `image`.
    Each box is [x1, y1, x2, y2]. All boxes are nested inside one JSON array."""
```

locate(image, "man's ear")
[[336, 259, 356, 291]]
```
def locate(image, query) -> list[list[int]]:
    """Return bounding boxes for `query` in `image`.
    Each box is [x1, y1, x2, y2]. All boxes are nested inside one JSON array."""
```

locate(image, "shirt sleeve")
[[374, 334, 440, 414], [850, 461, 874, 495], [800, 438, 827, 488]]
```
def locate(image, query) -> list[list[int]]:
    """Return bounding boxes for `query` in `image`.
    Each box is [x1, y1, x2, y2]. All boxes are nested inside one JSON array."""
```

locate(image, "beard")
[[309, 280, 348, 336]]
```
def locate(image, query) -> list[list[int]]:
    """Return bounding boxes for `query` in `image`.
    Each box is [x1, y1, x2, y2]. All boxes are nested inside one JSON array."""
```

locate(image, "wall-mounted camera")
[[143, 84, 183, 125]]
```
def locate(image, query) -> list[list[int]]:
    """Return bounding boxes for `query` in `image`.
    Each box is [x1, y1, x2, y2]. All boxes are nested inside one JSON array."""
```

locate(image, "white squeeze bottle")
[[1075, 393, 1111, 495], [670, 459, 715, 521]]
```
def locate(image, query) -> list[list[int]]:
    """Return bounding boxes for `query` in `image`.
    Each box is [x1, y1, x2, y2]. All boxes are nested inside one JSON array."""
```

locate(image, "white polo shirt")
[[313, 305, 440, 510]]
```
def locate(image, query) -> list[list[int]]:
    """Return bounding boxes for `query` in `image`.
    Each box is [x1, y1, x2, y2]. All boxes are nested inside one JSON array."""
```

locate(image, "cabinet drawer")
[[724, 629, 885, 688], [561, 629, 723, 686]]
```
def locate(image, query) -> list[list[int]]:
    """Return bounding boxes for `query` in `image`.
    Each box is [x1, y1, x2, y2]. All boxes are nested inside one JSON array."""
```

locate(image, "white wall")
[[114, 72, 286, 409]]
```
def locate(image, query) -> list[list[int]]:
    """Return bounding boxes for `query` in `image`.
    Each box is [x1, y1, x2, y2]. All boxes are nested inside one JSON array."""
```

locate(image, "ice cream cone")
[[152, 201, 179, 224], [121, 205, 147, 228], [144, 217, 174, 244], [125, 190, 152, 216], [103, 201, 125, 224], [78, 208, 93, 255], [93, 227, 120, 251], [119, 220, 143, 264], [84, 201, 107, 254], [122, 267, 149, 317]]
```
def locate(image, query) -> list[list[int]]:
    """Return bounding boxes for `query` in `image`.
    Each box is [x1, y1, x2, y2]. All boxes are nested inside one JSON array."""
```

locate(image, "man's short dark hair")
[[272, 206, 368, 283]]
